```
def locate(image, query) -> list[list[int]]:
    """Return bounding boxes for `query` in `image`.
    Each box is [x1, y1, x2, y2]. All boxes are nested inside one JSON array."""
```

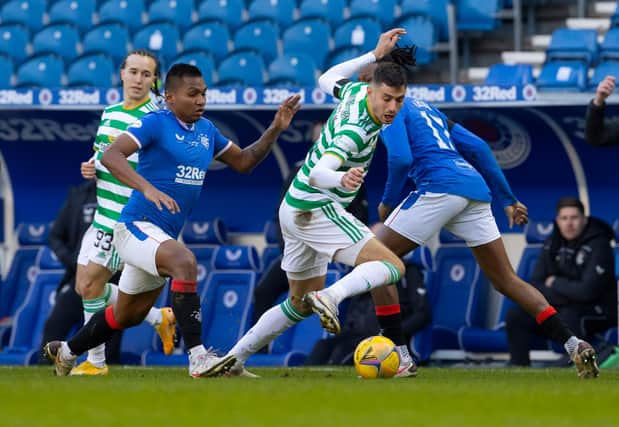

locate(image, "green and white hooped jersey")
[[285, 81, 382, 210], [92, 98, 158, 233]]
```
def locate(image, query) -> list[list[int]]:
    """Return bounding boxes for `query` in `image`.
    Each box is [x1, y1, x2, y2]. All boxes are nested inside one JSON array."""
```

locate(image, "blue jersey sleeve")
[[380, 109, 414, 208], [125, 112, 158, 149], [450, 123, 517, 207], [212, 126, 231, 156]]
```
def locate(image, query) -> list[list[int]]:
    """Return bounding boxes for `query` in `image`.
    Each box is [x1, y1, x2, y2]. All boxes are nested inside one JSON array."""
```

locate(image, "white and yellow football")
[[353, 336, 399, 379]]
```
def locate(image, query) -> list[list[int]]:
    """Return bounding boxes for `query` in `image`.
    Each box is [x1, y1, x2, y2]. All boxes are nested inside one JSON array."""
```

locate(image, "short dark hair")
[[121, 49, 161, 97], [372, 62, 407, 88], [556, 197, 585, 215], [165, 63, 203, 92]]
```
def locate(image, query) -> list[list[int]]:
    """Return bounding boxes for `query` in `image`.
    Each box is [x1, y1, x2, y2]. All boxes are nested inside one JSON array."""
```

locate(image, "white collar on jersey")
[[175, 117, 195, 131]]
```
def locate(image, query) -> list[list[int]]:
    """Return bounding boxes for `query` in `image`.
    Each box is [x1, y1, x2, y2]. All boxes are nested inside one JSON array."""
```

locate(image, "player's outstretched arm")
[[318, 28, 406, 97], [101, 134, 180, 213], [217, 94, 301, 174]]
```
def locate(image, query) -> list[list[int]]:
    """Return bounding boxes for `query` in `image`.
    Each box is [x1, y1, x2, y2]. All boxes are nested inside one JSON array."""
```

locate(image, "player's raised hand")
[[80, 159, 96, 179], [341, 167, 364, 190], [594, 75, 616, 106], [504, 201, 528, 229], [272, 94, 302, 131], [144, 185, 180, 214], [373, 28, 407, 60]]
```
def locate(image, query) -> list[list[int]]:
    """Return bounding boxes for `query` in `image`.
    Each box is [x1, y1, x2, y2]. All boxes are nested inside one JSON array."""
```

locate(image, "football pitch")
[[1, 366, 617, 427]]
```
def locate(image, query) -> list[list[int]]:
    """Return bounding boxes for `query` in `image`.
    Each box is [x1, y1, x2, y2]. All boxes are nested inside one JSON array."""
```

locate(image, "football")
[[353, 336, 400, 379]]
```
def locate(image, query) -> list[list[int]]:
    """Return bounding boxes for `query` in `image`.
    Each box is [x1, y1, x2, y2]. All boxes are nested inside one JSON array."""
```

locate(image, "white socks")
[[228, 299, 309, 363], [321, 261, 401, 305], [564, 336, 580, 356]]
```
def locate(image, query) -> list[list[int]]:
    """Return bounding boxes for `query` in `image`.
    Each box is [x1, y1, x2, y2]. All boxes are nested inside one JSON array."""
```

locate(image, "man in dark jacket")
[[585, 75, 619, 147], [506, 197, 617, 366]]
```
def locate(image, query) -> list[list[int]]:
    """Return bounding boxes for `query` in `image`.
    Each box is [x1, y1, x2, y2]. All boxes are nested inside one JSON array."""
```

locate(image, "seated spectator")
[[304, 258, 431, 366], [506, 197, 617, 366]]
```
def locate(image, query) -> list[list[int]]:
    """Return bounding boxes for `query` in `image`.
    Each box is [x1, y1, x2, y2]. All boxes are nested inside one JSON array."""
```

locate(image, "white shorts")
[[113, 221, 171, 294], [279, 201, 373, 274], [385, 192, 501, 247], [77, 224, 123, 272]]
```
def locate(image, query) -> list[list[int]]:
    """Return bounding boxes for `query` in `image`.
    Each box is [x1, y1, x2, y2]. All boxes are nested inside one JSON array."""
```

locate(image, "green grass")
[[0, 366, 618, 427]]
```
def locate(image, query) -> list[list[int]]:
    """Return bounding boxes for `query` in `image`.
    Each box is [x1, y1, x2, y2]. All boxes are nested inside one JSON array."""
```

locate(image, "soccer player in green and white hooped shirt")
[[226, 29, 415, 377], [72, 50, 176, 375]]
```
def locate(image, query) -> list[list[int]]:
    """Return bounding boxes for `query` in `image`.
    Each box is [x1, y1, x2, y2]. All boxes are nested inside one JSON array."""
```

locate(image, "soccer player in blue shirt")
[[45, 63, 301, 378], [358, 59, 599, 378]]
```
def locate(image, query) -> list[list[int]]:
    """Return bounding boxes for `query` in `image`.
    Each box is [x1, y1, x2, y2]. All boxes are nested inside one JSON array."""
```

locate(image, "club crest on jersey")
[[199, 134, 210, 149]]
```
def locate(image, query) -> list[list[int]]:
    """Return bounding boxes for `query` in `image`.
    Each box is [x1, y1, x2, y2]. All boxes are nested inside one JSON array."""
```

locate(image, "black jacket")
[[48, 180, 97, 287], [531, 217, 617, 318], [585, 100, 619, 147]]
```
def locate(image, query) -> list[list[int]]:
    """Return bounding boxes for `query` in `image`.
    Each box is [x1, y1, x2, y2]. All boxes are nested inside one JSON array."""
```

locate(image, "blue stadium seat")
[[182, 218, 228, 295], [599, 28, 619, 61], [458, 220, 554, 353], [147, 0, 194, 31], [298, 0, 345, 27], [0, 54, 13, 87], [589, 61, 619, 91], [247, 270, 342, 367], [282, 19, 331, 70], [0, 222, 51, 327], [98, 0, 146, 33], [217, 51, 266, 86], [200, 247, 259, 353], [16, 54, 64, 87], [48, 0, 96, 33], [536, 61, 587, 92], [183, 21, 230, 62], [0, 246, 64, 365], [170, 51, 216, 85], [247, 0, 295, 29], [82, 23, 130, 68], [325, 45, 363, 70], [133, 21, 180, 61], [399, 15, 437, 65], [197, 0, 245, 31], [32, 24, 79, 63], [260, 219, 281, 271], [333, 17, 381, 53], [233, 19, 279, 64], [456, 0, 502, 32], [546, 28, 598, 65], [0, 0, 45, 32], [484, 63, 534, 85], [268, 53, 317, 87], [349, 0, 397, 27], [400, 0, 450, 41], [67, 54, 115, 87], [0, 24, 29, 63], [411, 230, 488, 359]]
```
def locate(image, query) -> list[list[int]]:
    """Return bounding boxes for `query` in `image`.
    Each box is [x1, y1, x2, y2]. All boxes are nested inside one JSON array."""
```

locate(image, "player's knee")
[[290, 294, 313, 316], [169, 252, 198, 280], [75, 278, 102, 299]]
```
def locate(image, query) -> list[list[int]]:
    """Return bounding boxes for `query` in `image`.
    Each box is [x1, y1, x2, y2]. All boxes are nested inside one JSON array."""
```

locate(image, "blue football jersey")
[[120, 110, 231, 238], [381, 98, 491, 204]]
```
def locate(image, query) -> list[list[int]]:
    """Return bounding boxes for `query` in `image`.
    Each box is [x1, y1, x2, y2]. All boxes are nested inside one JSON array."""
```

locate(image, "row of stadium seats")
[[484, 61, 619, 92], [0, 12, 442, 88], [2, 217, 616, 366], [0, 0, 495, 42]]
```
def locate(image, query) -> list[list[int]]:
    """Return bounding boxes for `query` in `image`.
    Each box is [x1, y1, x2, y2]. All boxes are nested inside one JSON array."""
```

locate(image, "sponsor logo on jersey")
[[175, 165, 206, 186]]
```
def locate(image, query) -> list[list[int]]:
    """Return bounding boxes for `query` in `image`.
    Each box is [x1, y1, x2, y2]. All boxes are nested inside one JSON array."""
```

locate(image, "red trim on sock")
[[171, 279, 197, 293], [536, 306, 557, 325], [105, 306, 123, 330], [375, 304, 401, 316]]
